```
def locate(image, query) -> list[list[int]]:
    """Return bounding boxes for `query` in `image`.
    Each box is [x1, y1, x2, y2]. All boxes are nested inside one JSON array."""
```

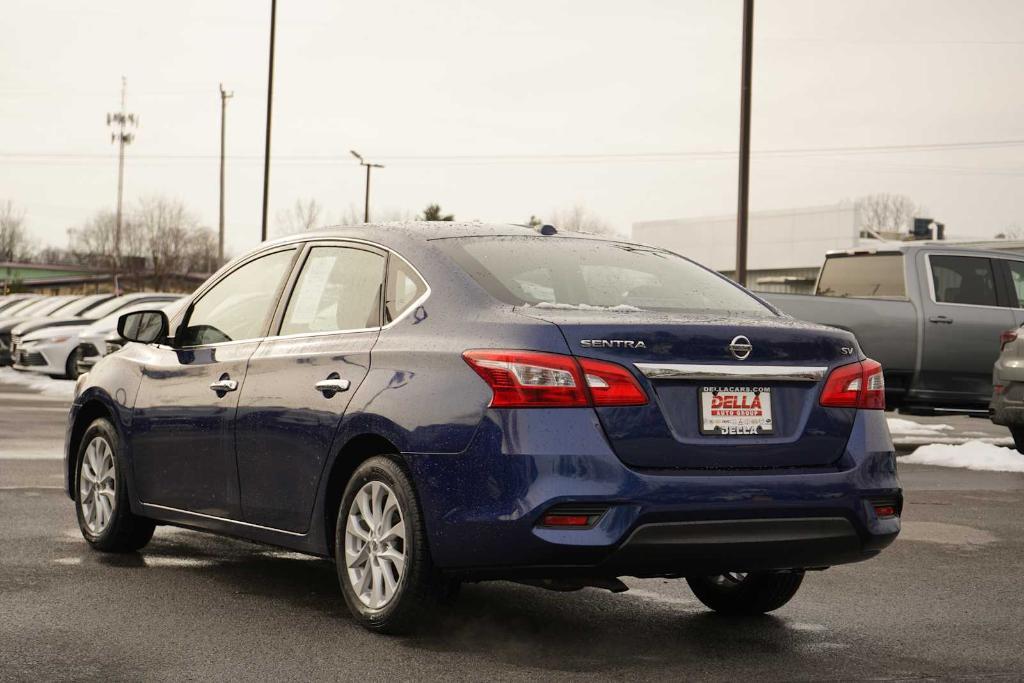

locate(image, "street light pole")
[[260, 0, 277, 243], [350, 150, 385, 223], [735, 0, 754, 287], [218, 83, 233, 264]]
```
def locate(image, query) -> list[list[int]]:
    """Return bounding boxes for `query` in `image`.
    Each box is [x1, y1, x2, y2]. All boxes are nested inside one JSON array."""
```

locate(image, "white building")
[[632, 203, 874, 294]]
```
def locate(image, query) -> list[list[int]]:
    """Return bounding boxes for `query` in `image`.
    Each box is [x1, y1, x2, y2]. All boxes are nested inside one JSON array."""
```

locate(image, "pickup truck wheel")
[[1010, 428, 1024, 454], [687, 571, 804, 615]]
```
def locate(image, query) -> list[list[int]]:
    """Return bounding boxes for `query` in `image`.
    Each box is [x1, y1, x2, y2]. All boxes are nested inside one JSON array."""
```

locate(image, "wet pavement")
[[1, 377, 1023, 680]]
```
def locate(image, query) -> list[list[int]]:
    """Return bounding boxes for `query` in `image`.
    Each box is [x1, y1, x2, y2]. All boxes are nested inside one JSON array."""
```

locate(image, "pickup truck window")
[[1003, 260, 1024, 307], [929, 255, 997, 306], [816, 254, 905, 298]]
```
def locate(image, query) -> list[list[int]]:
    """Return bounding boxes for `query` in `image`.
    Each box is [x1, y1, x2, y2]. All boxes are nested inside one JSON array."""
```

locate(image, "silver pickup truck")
[[763, 244, 1024, 413]]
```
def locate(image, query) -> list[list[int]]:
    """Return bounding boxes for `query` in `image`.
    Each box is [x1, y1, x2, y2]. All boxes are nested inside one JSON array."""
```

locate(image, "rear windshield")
[[816, 254, 906, 298], [436, 236, 774, 316]]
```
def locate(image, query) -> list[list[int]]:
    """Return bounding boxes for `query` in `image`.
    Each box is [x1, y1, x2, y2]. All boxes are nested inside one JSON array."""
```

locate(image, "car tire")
[[65, 349, 81, 380], [687, 571, 804, 615], [75, 418, 155, 553], [1010, 428, 1024, 454], [335, 455, 450, 634]]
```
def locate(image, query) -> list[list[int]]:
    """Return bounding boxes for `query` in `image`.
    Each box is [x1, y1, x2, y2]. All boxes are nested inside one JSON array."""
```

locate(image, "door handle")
[[928, 316, 954, 324], [209, 377, 238, 393], [315, 376, 350, 396]]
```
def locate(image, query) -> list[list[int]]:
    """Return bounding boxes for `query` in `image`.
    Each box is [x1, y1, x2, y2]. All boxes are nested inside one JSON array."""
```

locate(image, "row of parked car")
[[0, 292, 182, 379]]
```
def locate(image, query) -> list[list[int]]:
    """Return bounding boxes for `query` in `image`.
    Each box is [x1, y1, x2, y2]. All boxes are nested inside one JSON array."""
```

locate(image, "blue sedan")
[[64, 222, 901, 633]]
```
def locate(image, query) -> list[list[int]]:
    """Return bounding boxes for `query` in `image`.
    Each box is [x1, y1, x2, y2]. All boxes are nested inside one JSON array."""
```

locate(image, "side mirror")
[[117, 310, 169, 345]]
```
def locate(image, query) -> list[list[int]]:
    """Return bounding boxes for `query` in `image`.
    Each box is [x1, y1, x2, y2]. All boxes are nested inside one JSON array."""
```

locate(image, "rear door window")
[[930, 255, 998, 307], [279, 246, 385, 335], [815, 254, 905, 298], [1003, 260, 1024, 307]]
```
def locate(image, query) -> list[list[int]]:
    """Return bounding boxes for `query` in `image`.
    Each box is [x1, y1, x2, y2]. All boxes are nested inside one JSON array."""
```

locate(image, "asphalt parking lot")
[[2, 374, 1023, 681]]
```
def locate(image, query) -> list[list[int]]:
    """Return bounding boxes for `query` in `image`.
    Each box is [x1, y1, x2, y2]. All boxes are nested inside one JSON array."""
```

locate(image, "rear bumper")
[[407, 408, 900, 578], [601, 517, 895, 576], [990, 380, 1024, 427]]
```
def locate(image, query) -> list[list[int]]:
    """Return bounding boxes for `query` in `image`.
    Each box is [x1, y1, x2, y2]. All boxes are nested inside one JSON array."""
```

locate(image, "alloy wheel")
[[79, 436, 116, 535], [344, 481, 407, 609]]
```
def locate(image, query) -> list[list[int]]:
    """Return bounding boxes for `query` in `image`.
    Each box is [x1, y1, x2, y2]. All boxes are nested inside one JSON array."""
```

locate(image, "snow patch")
[[901, 440, 1024, 473], [523, 302, 643, 312], [0, 367, 75, 399], [886, 417, 955, 437]]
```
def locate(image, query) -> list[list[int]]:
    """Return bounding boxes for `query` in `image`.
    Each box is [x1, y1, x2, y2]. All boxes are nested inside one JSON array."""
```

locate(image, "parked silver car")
[[989, 327, 1024, 452]]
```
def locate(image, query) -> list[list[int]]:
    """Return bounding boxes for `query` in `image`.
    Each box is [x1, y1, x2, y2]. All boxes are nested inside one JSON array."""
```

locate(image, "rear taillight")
[[1001, 330, 1018, 350], [463, 350, 648, 408], [577, 357, 648, 406], [819, 359, 885, 410]]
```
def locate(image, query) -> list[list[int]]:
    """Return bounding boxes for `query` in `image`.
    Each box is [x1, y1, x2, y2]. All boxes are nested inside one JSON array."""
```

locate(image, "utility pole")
[[735, 0, 754, 287], [107, 76, 137, 293], [350, 150, 384, 223], [260, 0, 278, 242], [218, 83, 234, 264]]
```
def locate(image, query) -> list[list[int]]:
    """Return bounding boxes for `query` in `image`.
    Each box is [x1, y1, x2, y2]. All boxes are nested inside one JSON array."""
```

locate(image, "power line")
[[5, 138, 1024, 164]]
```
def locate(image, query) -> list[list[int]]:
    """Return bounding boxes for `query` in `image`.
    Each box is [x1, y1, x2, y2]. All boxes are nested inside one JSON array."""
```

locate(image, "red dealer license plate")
[[699, 386, 773, 436]]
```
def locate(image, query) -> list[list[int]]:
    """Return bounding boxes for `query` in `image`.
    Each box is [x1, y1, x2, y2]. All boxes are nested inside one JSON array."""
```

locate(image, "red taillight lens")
[[463, 350, 648, 408], [1000, 330, 1018, 350], [820, 359, 885, 410], [577, 357, 648, 406], [463, 350, 588, 407]]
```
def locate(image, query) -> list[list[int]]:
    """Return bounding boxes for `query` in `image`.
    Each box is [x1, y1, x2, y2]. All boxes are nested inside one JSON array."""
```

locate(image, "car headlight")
[[39, 336, 72, 345]]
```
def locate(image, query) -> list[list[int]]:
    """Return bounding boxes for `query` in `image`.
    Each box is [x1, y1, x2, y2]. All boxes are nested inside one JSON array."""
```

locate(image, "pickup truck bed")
[[760, 244, 1024, 413]]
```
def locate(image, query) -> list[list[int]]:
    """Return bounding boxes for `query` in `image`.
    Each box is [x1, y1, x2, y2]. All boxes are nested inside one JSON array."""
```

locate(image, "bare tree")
[[67, 210, 118, 267], [36, 245, 76, 265], [68, 197, 217, 286], [134, 196, 219, 286], [552, 204, 618, 236], [275, 198, 323, 235], [338, 204, 411, 225], [855, 194, 918, 236], [0, 201, 34, 261], [995, 223, 1024, 240]]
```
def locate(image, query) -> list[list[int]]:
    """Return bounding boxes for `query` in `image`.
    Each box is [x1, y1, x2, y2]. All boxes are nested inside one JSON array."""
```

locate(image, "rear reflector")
[[541, 514, 591, 527], [874, 505, 897, 518], [463, 350, 647, 408], [820, 359, 885, 410], [538, 503, 610, 528]]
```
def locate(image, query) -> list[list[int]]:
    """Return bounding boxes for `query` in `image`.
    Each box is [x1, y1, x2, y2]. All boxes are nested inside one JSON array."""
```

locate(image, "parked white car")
[[74, 298, 185, 376], [13, 294, 182, 378]]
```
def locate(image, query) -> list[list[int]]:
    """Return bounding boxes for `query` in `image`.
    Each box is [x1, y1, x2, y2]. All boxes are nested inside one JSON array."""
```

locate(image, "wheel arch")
[[321, 433, 401, 556], [67, 399, 117, 495]]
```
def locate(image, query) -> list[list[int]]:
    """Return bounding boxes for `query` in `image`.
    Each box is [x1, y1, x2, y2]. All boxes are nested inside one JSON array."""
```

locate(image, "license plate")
[[700, 386, 773, 435]]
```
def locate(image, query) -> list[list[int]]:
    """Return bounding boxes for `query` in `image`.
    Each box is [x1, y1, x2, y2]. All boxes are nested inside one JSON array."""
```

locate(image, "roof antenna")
[[539, 224, 558, 235]]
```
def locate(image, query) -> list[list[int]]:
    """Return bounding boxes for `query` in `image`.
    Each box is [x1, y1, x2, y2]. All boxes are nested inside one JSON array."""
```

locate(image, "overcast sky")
[[2, 0, 1022, 257]]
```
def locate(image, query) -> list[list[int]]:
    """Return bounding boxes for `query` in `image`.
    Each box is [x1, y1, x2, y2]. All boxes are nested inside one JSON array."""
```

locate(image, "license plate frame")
[[699, 386, 773, 436]]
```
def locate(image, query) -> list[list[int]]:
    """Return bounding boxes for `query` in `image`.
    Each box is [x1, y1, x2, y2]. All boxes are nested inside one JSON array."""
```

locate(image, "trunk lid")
[[521, 308, 860, 470]]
